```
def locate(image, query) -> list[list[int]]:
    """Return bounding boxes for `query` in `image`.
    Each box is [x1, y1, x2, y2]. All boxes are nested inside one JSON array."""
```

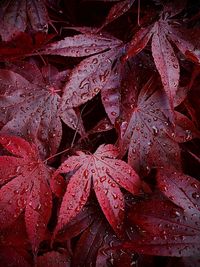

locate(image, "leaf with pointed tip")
[[38, 33, 122, 57], [124, 25, 155, 61], [53, 144, 141, 236], [173, 112, 200, 143], [0, 135, 52, 253], [157, 169, 200, 212], [167, 26, 200, 64], [72, 217, 106, 267], [0, 66, 83, 158], [55, 205, 95, 242], [72, 211, 123, 267], [0, 0, 49, 41], [151, 21, 180, 102], [60, 44, 124, 112], [119, 75, 181, 174], [100, 0, 135, 30], [124, 13, 200, 104], [101, 58, 122, 124], [124, 195, 200, 257]]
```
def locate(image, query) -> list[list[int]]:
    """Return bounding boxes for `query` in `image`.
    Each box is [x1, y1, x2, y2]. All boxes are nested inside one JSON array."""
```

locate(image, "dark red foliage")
[[0, 0, 200, 266]]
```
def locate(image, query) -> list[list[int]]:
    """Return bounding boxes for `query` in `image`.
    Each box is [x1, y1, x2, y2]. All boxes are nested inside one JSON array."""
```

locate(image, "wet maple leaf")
[[38, 32, 124, 124], [119, 74, 181, 174], [157, 169, 200, 213], [55, 205, 95, 242], [0, 63, 84, 158], [72, 216, 107, 267], [99, 0, 135, 30], [53, 144, 141, 235], [124, 194, 200, 257], [38, 33, 122, 57], [0, 135, 52, 253], [124, 4, 200, 104], [0, 0, 50, 41]]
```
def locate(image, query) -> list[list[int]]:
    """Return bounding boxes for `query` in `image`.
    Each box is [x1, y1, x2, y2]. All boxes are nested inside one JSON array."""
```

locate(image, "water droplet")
[[191, 182, 198, 189], [112, 193, 118, 199], [81, 93, 88, 100], [173, 64, 179, 69], [100, 176, 106, 182], [192, 192, 200, 199], [92, 58, 98, 64], [79, 80, 89, 90], [152, 126, 158, 135], [83, 170, 89, 178], [111, 111, 117, 116]]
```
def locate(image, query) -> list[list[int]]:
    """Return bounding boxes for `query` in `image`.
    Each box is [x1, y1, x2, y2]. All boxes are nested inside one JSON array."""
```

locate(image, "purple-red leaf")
[[119, 75, 181, 174], [100, 0, 135, 30], [0, 135, 52, 253], [157, 169, 200, 213], [0, 65, 84, 158], [151, 21, 180, 102], [53, 144, 141, 236], [38, 33, 122, 57], [0, 0, 49, 41], [124, 195, 200, 257], [60, 45, 124, 116]]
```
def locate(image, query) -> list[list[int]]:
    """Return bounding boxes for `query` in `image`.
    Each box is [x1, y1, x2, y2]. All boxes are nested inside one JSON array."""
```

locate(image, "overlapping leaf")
[[119, 73, 181, 174], [99, 0, 135, 30], [38, 33, 122, 57], [0, 0, 50, 41], [0, 63, 84, 158], [157, 169, 200, 212], [38, 33, 124, 124], [0, 136, 52, 253], [53, 144, 141, 235], [124, 194, 200, 257], [125, 6, 200, 104]]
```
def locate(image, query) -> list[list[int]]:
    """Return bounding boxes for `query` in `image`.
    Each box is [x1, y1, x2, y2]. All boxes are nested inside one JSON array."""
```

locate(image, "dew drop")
[[92, 58, 98, 64], [192, 192, 200, 199], [152, 126, 158, 135], [100, 176, 106, 182]]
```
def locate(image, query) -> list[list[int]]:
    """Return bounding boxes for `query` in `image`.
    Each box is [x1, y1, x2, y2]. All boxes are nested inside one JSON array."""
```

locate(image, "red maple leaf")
[[124, 193, 200, 257], [118, 73, 181, 174], [124, 3, 200, 104], [0, 135, 52, 253], [53, 144, 141, 236], [0, 0, 51, 41], [99, 0, 136, 30], [0, 63, 84, 158], [156, 169, 200, 213], [38, 32, 124, 123]]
